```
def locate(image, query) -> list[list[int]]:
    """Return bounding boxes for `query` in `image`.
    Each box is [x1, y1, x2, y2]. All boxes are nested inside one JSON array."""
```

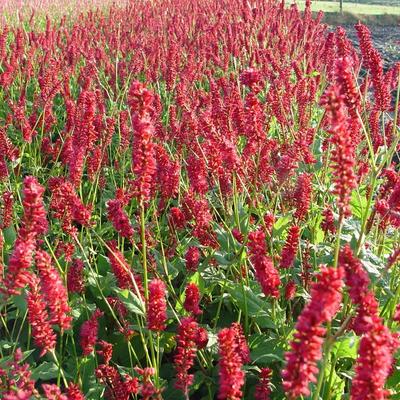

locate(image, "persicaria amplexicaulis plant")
[[0, 0, 399, 399]]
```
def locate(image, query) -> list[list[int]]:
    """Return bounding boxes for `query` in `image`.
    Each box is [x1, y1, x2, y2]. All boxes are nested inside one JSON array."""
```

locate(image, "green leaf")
[[3, 226, 16, 246], [332, 334, 359, 360], [114, 288, 145, 316], [31, 362, 59, 380], [249, 335, 284, 363], [273, 215, 292, 237], [227, 283, 275, 329], [350, 191, 368, 220]]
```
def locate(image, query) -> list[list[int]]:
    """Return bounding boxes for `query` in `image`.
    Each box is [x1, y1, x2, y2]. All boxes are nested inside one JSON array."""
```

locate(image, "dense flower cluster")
[[247, 229, 281, 298], [173, 317, 200, 395], [218, 323, 248, 400], [106, 199, 134, 239], [184, 282, 202, 316], [147, 279, 167, 331], [80, 309, 103, 356], [35, 249, 72, 331], [280, 225, 300, 269], [27, 275, 57, 357], [3, 176, 48, 295], [282, 266, 344, 398], [0, 0, 399, 398]]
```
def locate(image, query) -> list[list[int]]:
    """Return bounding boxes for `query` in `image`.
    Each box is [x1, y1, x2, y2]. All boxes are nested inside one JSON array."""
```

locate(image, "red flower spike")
[[27, 275, 57, 357], [80, 309, 103, 356], [184, 283, 202, 316], [282, 266, 344, 398], [174, 317, 199, 395], [147, 279, 167, 331], [217, 324, 246, 400], [280, 225, 300, 269], [255, 368, 272, 400], [247, 229, 281, 298]]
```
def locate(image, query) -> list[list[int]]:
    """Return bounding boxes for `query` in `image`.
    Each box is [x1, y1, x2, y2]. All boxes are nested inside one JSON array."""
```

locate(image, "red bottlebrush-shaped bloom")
[[129, 82, 157, 204], [97, 340, 113, 365], [147, 279, 167, 331], [96, 364, 139, 400], [69, 89, 97, 187], [174, 317, 200, 395], [0, 155, 8, 181], [4, 176, 48, 295], [185, 247, 201, 272], [355, 23, 391, 111], [42, 384, 67, 400], [0, 348, 36, 399], [321, 86, 356, 217], [67, 259, 85, 294], [3, 238, 36, 295], [169, 207, 186, 230], [195, 327, 209, 349], [263, 213, 275, 234], [282, 266, 344, 399], [187, 153, 208, 195], [135, 367, 159, 400], [182, 192, 217, 247], [231, 323, 250, 364], [339, 245, 379, 334], [106, 199, 134, 240], [155, 145, 180, 202], [184, 283, 202, 316], [20, 176, 48, 237], [321, 207, 336, 234], [232, 228, 243, 243], [49, 178, 92, 236], [35, 249, 72, 331], [351, 323, 398, 400], [218, 324, 246, 400], [247, 229, 281, 298], [80, 309, 103, 356], [388, 180, 400, 210], [27, 275, 57, 357], [65, 384, 85, 400], [285, 280, 297, 300], [387, 248, 400, 269], [280, 225, 300, 269], [0, 190, 13, 229], [335, 57, 361, 119], [293, 174, 312, 221], [240, 68, 262, 92], [254, 368, 272, 400], [107, 241, 143, 295], [274, 153, 298, 185]]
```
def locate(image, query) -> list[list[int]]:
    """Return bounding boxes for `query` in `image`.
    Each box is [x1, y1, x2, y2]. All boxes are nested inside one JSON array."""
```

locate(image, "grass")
[[296, 0, 400, 15]]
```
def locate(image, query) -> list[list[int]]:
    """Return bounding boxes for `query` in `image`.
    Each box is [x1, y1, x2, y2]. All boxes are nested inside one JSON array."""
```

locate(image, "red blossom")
[[247, 229, 281, 298], [65, 384, 85, 400], [254, 368, 272, 400], [36, 249, 71, 331], [282, 266, 344, 398], [106, 199, 134, 239], [174, 317, 200, 395], [184, 282, 202, 316], [147, 279, 167, 331], [218, 324, 246, 400], [80, 309, 103, 356], [67, 258, 85, 294], [280, 225, 300, 269], [185, 247, 201, 272], [27, 275, 57, 357]]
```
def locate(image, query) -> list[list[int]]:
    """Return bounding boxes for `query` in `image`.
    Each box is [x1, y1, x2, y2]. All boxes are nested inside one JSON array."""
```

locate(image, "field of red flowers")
[[0, 0, 399, 399]]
